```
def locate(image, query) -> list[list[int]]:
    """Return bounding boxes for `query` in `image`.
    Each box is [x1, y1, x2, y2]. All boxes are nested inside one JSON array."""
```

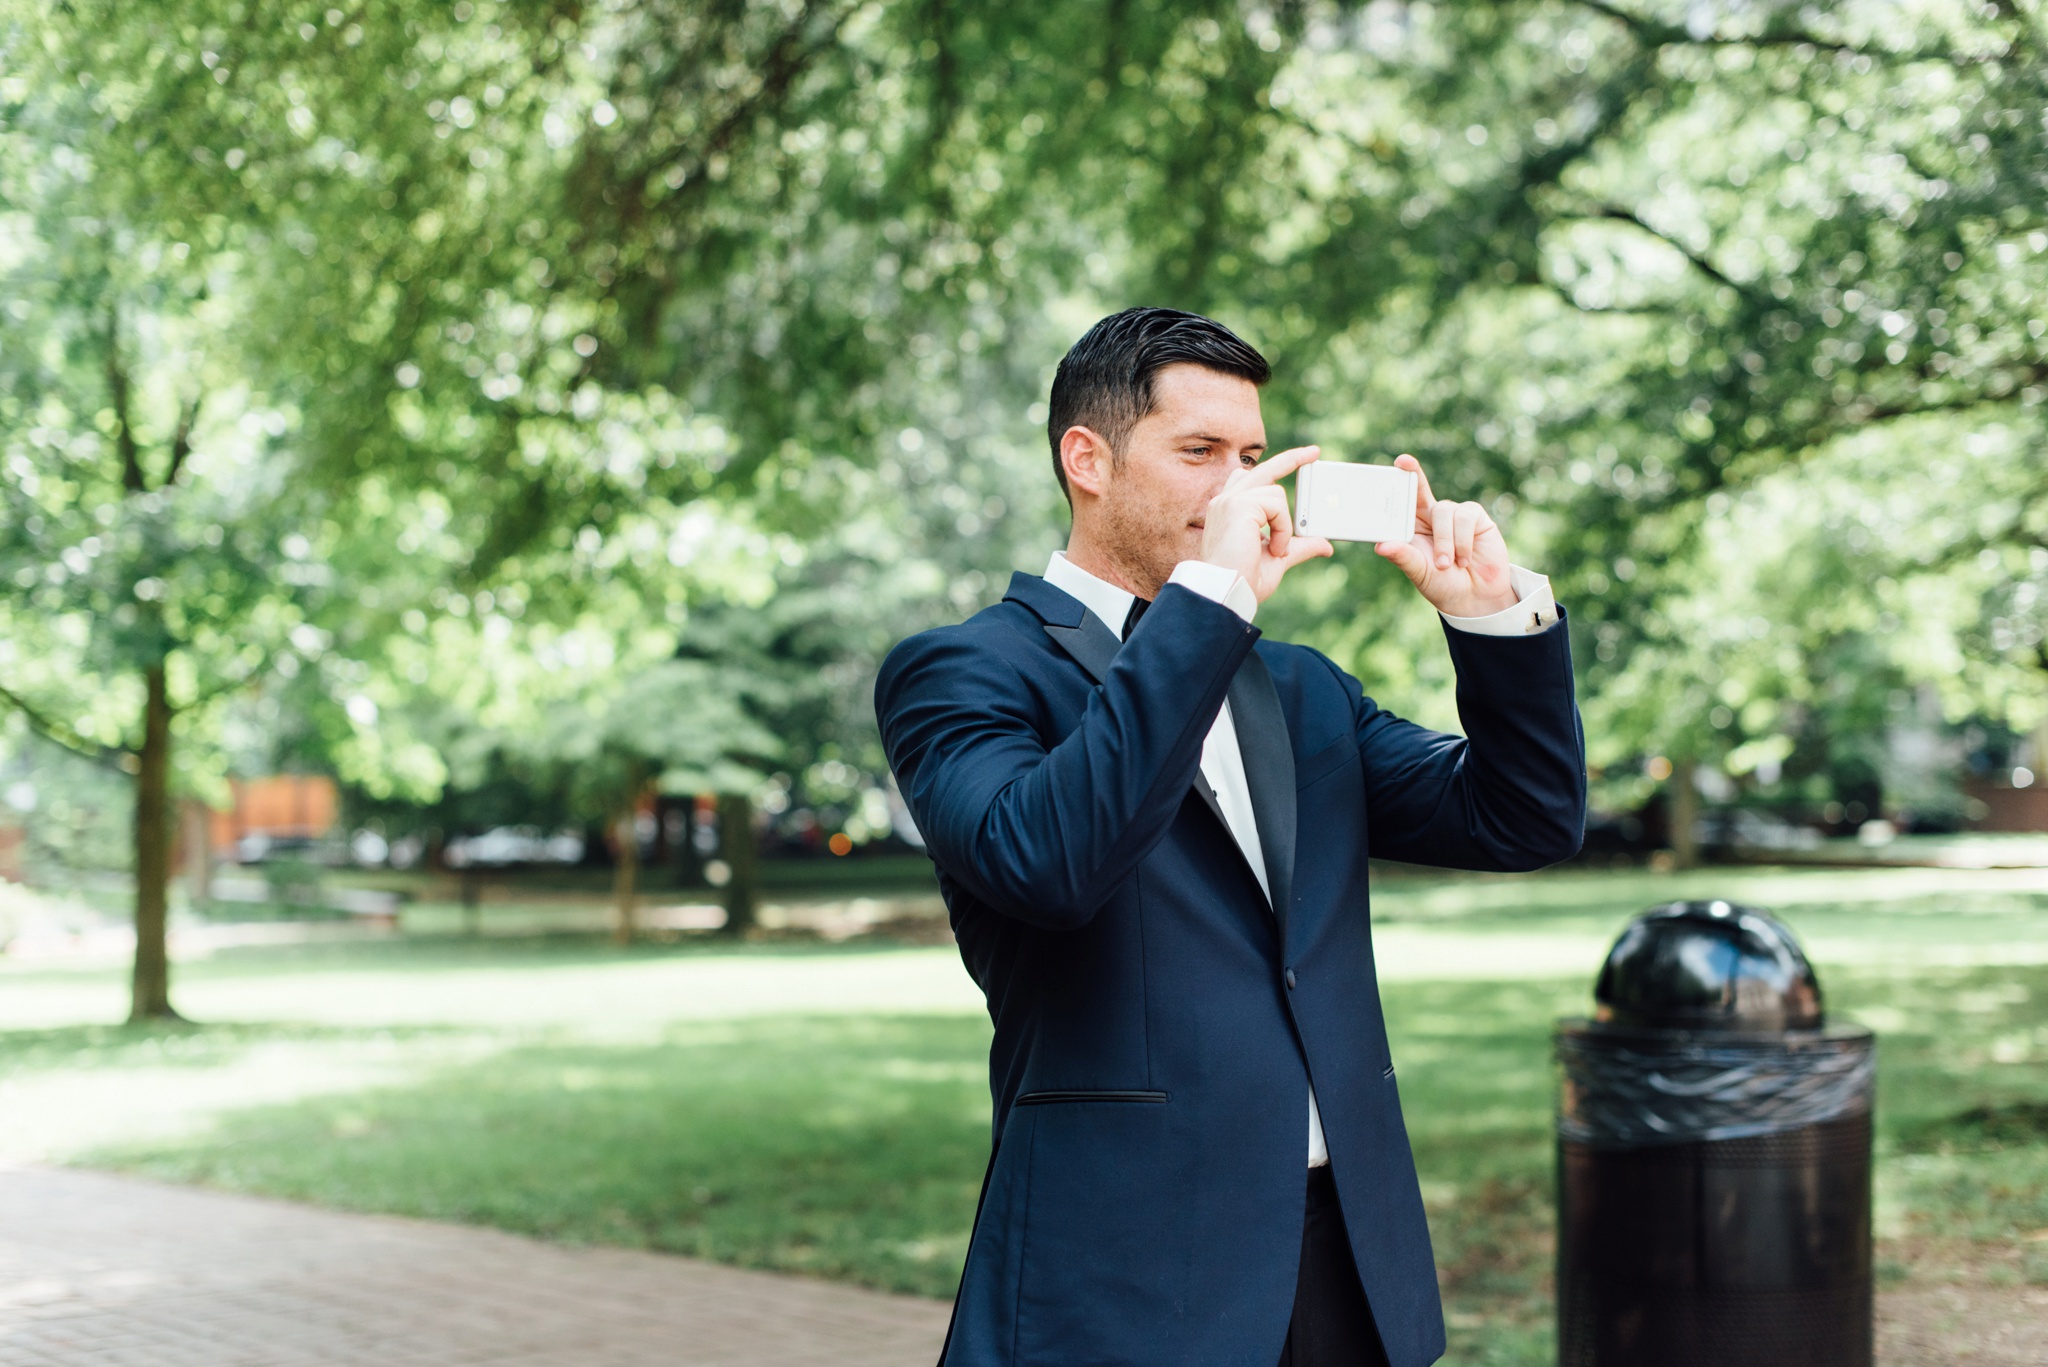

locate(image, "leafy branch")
[[1572, 0, 2007, 65], [0, 679, 127, 768]]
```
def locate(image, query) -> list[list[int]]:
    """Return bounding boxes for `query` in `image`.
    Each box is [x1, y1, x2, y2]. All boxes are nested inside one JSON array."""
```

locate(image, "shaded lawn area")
[[84, 1016, 997, 1297], [2, 865, 2043, 1363]]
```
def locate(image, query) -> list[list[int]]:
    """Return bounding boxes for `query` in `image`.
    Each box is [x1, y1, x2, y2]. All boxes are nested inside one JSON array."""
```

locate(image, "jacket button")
[[1284, 968, 1297, 990]]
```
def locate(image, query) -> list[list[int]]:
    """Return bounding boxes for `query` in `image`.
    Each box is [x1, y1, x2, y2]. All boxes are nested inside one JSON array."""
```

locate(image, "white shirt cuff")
[[1168, 560, 1257, 624], [1439, 565, 1559, 637]]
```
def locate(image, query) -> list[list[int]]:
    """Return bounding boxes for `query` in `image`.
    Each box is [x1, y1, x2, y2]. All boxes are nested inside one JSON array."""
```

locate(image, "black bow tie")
[[1121, 595, 1151, 641]]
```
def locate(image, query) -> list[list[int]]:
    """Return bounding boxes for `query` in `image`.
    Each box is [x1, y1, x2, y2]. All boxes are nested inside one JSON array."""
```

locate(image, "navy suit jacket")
[[874, 572, 1585, 1367]]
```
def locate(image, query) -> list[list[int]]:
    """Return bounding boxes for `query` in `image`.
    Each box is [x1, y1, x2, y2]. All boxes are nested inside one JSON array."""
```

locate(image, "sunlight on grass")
[[0, 939, 986, 1034], [0, 1023, 502, 1162]]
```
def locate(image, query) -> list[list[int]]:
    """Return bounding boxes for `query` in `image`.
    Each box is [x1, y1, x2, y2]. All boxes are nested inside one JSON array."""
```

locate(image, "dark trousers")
[[1278, 1166, 1392, 1367]]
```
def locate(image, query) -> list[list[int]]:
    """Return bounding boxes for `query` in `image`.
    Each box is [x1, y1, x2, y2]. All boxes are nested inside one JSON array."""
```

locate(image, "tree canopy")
[[2, 0, 2043, 1008]]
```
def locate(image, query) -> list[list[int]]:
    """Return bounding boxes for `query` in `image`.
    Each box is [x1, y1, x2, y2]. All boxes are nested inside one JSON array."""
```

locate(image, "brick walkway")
[[11, 1165, 2043, 1366], [0, 1165, 950, 1366]]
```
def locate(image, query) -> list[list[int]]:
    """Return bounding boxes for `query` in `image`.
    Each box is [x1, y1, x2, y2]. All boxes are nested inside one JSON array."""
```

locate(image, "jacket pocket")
[[1014, 1088, 1169, 1106]]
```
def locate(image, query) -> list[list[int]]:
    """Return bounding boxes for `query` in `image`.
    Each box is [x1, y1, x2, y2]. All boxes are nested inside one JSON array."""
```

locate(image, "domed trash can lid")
[[1594, 899, 1823, 1032]]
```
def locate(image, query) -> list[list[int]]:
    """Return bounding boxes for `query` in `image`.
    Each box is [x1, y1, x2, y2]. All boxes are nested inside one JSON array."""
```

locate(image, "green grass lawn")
[[86, 1015, 996, 1295], [4, 864, 2046, 1364]]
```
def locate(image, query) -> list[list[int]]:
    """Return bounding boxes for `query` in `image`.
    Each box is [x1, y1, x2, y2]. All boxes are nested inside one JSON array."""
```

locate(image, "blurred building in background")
[[206, 776, 340, 864]]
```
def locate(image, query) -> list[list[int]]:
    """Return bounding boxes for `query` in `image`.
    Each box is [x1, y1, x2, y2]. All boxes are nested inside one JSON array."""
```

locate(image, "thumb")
[[1375, 539, 1430, 589], [1282, 536, 1334, 570]]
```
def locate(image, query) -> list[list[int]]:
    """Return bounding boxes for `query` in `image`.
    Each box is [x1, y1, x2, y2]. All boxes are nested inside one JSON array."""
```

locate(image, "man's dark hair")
[[1046, 307, 1270, 502]]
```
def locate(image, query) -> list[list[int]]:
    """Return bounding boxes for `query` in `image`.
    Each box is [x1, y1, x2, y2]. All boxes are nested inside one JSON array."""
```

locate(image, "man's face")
[[1088, 363, 1267, 594]]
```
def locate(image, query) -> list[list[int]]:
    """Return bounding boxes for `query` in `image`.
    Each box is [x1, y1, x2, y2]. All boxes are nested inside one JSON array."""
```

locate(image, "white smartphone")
[[1294, 461, 1418, 544]]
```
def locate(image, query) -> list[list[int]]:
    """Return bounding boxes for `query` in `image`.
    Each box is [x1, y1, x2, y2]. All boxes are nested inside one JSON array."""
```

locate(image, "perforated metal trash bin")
[[1555, 900, 1876, 1367]]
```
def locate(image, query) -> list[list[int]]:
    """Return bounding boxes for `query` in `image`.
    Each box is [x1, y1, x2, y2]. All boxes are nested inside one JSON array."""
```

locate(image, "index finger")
[[1393, 453, 1436, 515], [1239, 444, 1321, 488]]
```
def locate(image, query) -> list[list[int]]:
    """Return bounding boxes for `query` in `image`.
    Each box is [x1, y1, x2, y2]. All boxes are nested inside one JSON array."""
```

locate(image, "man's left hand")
[[1374, 454, 1519, 618]]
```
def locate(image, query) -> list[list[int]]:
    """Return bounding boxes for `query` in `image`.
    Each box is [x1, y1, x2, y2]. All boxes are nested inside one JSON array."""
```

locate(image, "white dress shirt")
[[1043, 551, 1559, 1167]]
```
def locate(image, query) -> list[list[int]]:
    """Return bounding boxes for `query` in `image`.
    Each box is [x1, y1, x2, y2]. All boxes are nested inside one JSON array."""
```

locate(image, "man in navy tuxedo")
[[875, 308, 1585, 1367]]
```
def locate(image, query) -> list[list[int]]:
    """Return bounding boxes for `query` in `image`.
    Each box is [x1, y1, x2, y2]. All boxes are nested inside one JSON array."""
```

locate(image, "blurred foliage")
[[0, 13, 330, 780], [2, 0, 2045, 885], [1233, 1, 2048, 809], [0, 734, 132, 877]]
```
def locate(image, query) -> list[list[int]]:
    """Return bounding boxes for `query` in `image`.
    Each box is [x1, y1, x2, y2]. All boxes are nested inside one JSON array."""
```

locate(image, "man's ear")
[[1059, 426, 1115, 501]]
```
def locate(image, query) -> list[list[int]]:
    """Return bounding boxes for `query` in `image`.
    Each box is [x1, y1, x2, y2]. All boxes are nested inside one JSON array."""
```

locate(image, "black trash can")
[[1555, 900, 1875, 1367]]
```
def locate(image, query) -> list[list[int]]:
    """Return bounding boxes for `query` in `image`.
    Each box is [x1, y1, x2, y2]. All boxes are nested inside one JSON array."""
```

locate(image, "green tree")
[[542, 661, 773, 944], [0, 1, 528, 1012], [0, 43, 330, 1016]]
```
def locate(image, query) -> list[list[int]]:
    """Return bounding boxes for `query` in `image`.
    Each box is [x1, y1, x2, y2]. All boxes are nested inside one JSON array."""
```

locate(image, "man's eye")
[[1239, 454, 1258, 467]]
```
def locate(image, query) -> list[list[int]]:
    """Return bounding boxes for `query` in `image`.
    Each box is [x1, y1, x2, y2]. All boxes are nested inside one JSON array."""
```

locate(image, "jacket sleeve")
[[876, 586, 1258, 930], [1334, 611, 1587, 872]]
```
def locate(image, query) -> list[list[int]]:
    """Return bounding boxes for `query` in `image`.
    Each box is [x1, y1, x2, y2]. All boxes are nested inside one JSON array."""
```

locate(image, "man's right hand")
[[1199, 445, 1334, 603]]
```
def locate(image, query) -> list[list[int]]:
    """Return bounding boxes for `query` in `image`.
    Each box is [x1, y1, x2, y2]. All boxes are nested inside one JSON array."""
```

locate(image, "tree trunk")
[[130, 665, 179, 1022], [180, 799, 214, 907], [611, 801, 640, 946], [718, 792, 758, 937], [1669, 755, 1701, 870]]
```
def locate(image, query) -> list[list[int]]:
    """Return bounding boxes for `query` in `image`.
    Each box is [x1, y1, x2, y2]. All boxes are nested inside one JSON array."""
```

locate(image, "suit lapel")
[[1227, 650, 1295, 936], [1041, 613, 1120, 686]]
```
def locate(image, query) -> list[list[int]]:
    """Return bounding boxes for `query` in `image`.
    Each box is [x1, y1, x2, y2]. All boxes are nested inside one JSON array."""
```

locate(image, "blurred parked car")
[[1695, 808, 1822, 854], [442, 826, 585, 868]]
